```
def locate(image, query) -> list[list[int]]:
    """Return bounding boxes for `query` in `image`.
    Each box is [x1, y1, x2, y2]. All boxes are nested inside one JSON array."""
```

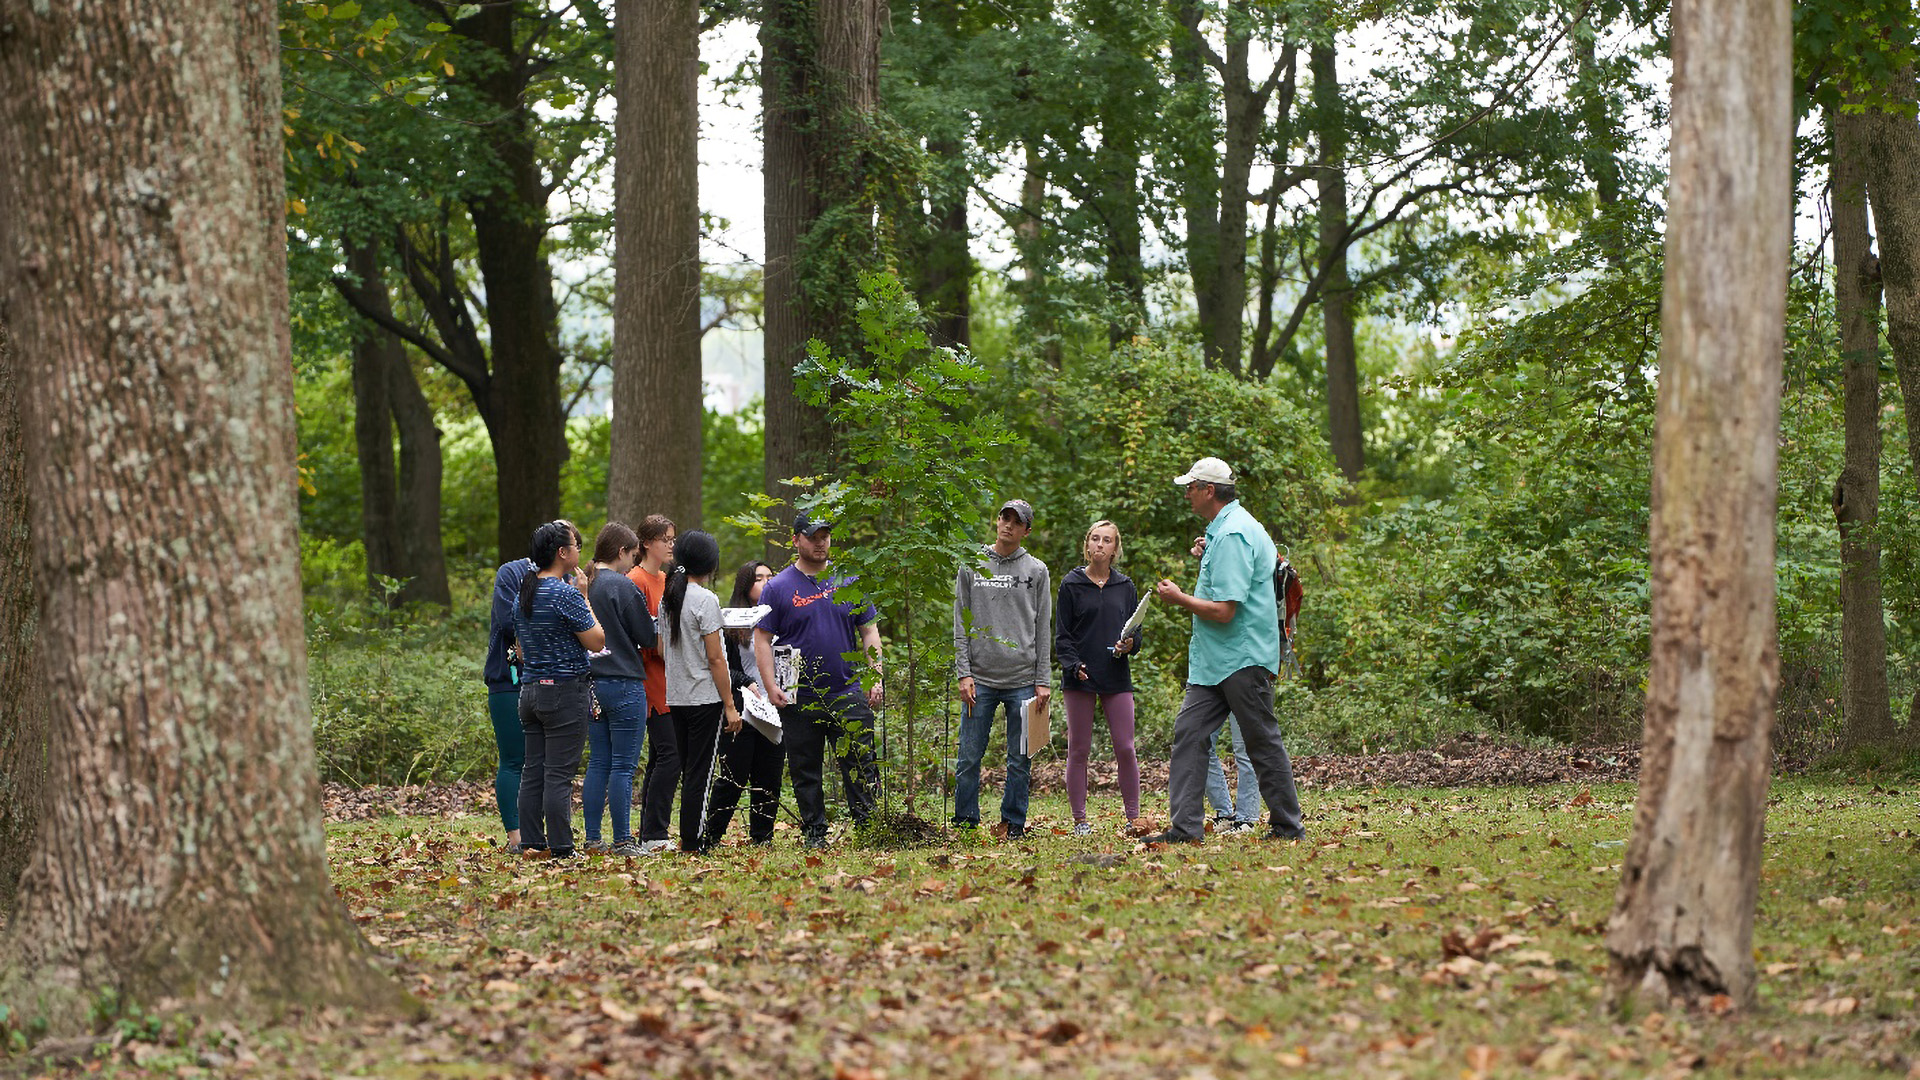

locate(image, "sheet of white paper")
[[741, 689, 784, 744], [721, 604, 772, 630]]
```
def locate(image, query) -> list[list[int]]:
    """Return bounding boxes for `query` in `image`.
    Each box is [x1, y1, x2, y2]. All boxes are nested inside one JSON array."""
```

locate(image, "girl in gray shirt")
[[654, 531, 743, 852]]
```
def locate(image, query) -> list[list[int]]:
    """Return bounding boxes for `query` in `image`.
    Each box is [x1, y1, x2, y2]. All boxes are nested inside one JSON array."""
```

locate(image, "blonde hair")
[[1084, 519, 1123, 565]]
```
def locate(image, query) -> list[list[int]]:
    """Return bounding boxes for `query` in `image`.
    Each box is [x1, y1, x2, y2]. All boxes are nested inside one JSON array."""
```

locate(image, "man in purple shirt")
[[754, 514, 886, 849]]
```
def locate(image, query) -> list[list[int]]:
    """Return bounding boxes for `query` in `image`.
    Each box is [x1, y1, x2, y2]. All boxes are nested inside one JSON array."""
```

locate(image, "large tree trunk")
[[1829, 105, 1895, 748], [0, 0, 406, 1025], [1313, 40, 1363, 485], [462, 5, 568, 564], [610, 0, 704, 531], [0, 318, 46, 911], [1865, 69, 1920, 731], [1604, 0, 1790, 1009], [762, 0, 885, 509], [1012, 141, 1062, 368], [918, 137, 974, 350], [343, 240, 451, 608], [1170, 5, 1223, 368]]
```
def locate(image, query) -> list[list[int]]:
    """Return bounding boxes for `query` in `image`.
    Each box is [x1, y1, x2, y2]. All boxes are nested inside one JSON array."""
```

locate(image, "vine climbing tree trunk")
[[0, 0, 407, 1026], [1604, 0, 1790, 1010], [611, 0, 704, 531], [0, 317, 45, 912], [1829, 104, 1894, 749], [762, 0, 885, 515]]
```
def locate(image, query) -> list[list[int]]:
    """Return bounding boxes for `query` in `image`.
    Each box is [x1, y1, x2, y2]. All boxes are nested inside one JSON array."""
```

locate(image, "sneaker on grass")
[[609, 839, 646, 856], [636, 839, 673, 856], [1073, 822, 1094, 837]]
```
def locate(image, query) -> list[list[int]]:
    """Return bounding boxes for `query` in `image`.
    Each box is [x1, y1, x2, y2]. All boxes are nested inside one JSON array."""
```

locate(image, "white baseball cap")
[[1174, 457, 1234, 487]]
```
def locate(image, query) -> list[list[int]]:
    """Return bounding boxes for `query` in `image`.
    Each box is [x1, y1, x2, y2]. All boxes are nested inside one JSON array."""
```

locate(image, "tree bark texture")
[[1604, 0, 1790, 1009], [342, 240, 450, 608], [1829, 105, 1895, 748], [1864, 69, 1920, 730], [0, 318, 46, 911], [761, 0, 885, 513], [462, 5, 568, 565], [0, 0, 406, 1023], [1313, 40, 1364, 485], [610, 0, 704, 531]]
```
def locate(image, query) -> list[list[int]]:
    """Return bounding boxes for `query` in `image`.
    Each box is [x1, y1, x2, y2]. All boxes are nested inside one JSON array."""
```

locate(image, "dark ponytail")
[[660, 531, 720, 640], [520, 521, 576, 617]]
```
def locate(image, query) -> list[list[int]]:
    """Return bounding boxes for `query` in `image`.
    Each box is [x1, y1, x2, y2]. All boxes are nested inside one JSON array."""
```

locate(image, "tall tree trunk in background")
[[1169, 6, 1222, 367], [343, 240, 450, 608], [1010, 140, 1061, 367], [461, 5, 568, 564], [918, 137, 974, 350], [0, 318, 45, 911], [1604, 0, 1789, 1009], [1865, 69, 1920, 732], [1829, 106, 1894, 748], [611, 0, 704, 530], [0, 0, 406, 1025], [1313, 40, 1363, 485], [762, 0, 886, 509], [1576, 32, 1623, 209]]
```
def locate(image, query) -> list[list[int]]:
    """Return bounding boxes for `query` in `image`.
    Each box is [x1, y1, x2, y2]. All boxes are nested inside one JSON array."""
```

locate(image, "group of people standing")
[[950, 456, 1303, 844], [482, 453, 1304, 856], [485, 513, 883, 857]]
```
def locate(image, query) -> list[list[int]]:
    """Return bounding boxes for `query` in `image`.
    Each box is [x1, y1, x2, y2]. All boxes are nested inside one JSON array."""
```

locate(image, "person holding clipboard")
[[1055, 520, 1147, 836]]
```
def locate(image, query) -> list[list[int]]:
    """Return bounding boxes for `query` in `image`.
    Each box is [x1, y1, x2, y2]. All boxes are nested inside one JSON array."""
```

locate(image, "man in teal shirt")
[[1145, 456, 1304, 844]]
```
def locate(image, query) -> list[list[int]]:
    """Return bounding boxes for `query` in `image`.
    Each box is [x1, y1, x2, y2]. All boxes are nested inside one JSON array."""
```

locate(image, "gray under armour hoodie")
[[953, 545, 1052, 689]]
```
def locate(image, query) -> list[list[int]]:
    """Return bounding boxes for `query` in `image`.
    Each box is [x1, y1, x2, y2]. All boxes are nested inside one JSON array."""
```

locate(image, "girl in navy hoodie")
[[1055, 520, 1145, 836]]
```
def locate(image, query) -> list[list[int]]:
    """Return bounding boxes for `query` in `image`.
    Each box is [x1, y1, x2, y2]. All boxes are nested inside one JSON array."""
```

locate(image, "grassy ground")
[[35, 779, 1920, 1078]]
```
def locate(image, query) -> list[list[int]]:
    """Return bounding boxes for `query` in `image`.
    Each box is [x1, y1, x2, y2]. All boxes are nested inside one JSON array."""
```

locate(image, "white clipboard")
[[1110, 593, 1151, 656], [741, 688, 784, 744]]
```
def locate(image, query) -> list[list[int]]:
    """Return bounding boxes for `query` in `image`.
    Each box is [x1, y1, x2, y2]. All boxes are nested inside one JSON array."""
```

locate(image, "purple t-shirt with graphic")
[[755, 564, 876, 701]]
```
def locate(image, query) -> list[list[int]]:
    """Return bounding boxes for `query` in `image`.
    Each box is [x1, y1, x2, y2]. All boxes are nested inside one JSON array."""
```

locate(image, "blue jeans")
[[1205, 713, 1260, 824], [953, 684, 1035, 832], [582, 677, 646, 844]]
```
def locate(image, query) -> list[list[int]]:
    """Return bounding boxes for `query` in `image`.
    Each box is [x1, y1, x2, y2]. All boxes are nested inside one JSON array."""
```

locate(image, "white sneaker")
[[1073, 822, 1094, 837], [636, 839, 673, 856]]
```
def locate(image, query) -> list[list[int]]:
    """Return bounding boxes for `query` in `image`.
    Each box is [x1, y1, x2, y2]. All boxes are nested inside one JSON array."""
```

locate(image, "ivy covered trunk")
[[1829, 105, 1894, 748], [762, 0, 885, 512], [0, 0, 405, 1024], [1604, 0, 1789, 1009], [1865, 68, 1920, 732], [0, 318, 44, 910], [610, 0, 704, 531]]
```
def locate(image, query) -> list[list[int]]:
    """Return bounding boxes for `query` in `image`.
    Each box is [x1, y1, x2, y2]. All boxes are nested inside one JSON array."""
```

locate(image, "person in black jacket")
[[1055, 520, 1145, 836], [703, 560, 784, 849]]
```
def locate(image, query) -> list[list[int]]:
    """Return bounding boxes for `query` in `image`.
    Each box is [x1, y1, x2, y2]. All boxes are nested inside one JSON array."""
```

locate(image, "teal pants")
[[489, 689, 525, 832]]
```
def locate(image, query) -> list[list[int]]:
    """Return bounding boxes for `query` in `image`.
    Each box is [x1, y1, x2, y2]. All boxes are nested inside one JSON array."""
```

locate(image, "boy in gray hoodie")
[[952, 498, 1052, 838]]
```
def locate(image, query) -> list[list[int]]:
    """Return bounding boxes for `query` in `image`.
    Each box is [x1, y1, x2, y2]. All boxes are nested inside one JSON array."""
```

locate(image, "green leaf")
[[330, 0, 360, 18], [425, 21, 451, 32]]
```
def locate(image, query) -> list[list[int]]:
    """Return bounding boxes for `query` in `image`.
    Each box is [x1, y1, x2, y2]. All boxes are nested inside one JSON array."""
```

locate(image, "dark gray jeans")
[[1166, 666, 1302, 840], [518, 677, 591, 854]]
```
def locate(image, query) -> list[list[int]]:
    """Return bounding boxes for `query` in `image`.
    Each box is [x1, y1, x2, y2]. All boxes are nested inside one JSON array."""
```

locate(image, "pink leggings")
[[1063, 688, 1140, 822]]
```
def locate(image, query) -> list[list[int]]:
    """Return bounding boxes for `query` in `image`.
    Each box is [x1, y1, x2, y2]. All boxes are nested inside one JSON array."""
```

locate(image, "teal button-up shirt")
[[1187, 500, 1281, 685]]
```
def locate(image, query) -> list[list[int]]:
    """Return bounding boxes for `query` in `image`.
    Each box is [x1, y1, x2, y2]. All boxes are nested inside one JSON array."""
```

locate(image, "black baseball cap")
[[793, 512, 832, 536]]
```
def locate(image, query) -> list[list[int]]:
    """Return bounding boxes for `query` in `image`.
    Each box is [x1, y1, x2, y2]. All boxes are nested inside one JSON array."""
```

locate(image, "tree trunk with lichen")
[[0, 0, 408, 1027], [762, 0, 885, 523], [609, 0, 704, 531], [0, 317, 45, 912], [1604, 0, 1789, 1010]]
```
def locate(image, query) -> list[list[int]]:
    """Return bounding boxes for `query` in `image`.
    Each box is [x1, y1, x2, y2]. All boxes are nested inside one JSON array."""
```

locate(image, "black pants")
[[672, 701, 725, 852], [1166, 665, 1302, 840], [705, 722, 784, 847], [517, 677, 591, 855], [637, 709, 679, 843], [784, 694, 879, 841]]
